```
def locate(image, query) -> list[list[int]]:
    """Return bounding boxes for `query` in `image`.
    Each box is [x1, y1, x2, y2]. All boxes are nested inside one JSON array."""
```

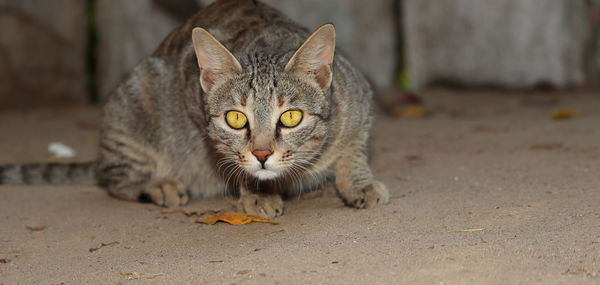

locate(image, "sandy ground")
[[0, 89, 599, 284]]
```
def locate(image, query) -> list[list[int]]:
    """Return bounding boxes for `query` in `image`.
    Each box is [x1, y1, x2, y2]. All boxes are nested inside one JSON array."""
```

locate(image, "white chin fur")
[[254, 169, 279, 180]]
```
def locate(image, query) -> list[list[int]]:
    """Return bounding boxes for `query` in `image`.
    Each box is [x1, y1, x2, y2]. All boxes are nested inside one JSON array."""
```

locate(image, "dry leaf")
[[562, 267, 588, 276], [552, 109, 574, 120], [26, 225, 46, 231], [393, 106, 426, 118], [120, 272, 139, 279], [530, 143, 562, 150], [197, 212, 277, 225], [89, 241, 120, 252]]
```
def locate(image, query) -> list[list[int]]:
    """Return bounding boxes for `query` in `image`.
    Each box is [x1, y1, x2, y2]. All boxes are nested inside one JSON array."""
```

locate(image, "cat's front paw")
[[144, 179, 189, 207], [342, 180, 389, 209], [238, 193, 284, 219]]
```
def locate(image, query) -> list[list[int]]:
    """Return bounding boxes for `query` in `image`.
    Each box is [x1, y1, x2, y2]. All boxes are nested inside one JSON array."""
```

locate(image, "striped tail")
[[0, 162, 97, 185]]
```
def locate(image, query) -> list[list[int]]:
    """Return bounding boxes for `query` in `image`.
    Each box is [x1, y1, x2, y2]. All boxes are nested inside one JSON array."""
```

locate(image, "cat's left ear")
[[192, 27, 243, 93], [285, 24, 336, 91]]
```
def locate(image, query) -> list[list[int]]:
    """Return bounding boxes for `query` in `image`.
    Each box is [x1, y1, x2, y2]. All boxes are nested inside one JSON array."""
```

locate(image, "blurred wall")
[[0, 0, 87, 108], [256, 0, 398, 94], [96, 0, 180, 101], [1, 0, 599, 109], [584, 0, 600, 87], [403, 0, 593, 90], [96, 0, 397, 101]]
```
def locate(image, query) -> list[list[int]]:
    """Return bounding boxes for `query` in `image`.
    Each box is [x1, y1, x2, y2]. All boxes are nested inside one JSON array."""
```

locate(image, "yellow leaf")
[[197, 212, 277, 225], [552, 109, 574, 120], [393, 106, 426, 118], [120, 272, 135, 277]]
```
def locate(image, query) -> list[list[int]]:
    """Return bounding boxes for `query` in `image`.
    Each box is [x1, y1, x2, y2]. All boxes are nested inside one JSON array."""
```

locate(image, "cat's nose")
[[252, 149, 272, 163]]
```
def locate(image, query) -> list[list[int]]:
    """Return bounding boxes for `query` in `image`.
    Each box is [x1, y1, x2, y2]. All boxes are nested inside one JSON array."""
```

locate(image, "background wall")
[[584, 0, 600, 87], [95, 0, 398, 102], [254, 0, 398, 95], [0, 0, 599, 109], [0, 0, 87, 108], [403, 0, 593, 90], [95, 0, 181, 101]]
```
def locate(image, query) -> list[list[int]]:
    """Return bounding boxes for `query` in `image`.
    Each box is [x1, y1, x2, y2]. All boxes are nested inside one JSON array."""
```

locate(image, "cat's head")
[[192, 24, 335, 181]]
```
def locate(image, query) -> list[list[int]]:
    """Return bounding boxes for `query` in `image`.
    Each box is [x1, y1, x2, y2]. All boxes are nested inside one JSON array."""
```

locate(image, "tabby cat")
[[0, 0, 389, 218]]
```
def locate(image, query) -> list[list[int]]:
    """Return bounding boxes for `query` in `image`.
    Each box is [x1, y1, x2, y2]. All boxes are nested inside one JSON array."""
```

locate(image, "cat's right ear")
[[285, 24, 336, 91], [192, 28, 242, 93]]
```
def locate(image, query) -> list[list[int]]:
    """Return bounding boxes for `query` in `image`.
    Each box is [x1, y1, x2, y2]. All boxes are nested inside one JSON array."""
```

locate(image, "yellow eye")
[[225, 111, 248, 129], [280, 110, 303, 128]]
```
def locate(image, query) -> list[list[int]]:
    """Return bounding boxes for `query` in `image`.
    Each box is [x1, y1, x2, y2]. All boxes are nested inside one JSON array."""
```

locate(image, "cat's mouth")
[[254, 169, 279, 180]]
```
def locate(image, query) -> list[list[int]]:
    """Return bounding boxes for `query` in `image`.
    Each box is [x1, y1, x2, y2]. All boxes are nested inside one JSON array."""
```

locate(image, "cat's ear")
[[285, 24, 336, 90], [192, 27, 242, 92]]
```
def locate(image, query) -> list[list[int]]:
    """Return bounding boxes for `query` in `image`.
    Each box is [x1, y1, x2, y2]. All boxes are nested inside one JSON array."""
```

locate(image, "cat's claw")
[[345, 180, 389, 209], [145, 179, 189, 207], [238, 193, 284, 219]]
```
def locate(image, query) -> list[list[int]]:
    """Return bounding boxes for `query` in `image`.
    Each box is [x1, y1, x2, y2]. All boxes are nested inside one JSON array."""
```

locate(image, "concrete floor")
[[0, 89, 599, 284]]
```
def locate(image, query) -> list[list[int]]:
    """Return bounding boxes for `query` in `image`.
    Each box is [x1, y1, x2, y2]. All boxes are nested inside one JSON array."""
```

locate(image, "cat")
[[0, 0, 389, 219]]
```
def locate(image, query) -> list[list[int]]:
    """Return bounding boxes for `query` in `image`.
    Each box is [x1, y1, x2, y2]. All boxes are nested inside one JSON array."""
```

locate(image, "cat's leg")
[[143, 178, 189, 207], [237, 186, 284, 219], [97, 137, 189, 207], [334, 142, 389, 209], [98, 161, 189, 207]]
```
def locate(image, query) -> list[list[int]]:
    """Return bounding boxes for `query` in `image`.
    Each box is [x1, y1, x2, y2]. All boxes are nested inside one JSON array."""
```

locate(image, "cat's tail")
[[0, 162, 97, 185]]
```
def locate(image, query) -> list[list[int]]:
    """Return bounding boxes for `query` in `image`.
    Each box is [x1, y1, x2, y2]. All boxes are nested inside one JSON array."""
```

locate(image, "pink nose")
[[252, 149, 272, 162]]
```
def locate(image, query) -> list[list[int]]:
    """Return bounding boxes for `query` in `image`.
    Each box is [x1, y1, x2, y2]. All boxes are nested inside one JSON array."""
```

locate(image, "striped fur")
[[2, 0, 389, 218], [0, 162, 95, 185]]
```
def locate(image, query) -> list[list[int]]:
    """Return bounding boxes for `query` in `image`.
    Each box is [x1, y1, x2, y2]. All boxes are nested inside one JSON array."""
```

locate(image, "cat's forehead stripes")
[[249, 79, 278, 131], [206, 50, 331, 124], [241, 55, 283, 129]]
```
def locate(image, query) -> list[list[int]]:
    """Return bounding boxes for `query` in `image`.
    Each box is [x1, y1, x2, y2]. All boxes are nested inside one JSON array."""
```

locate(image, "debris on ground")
[[89, 241, 120, 252], [530, 143, 563, 150], [398, 92, 423, 105], [120, 272, 164, 280], [448, 228, 484, 232], [395, 106, 427, 118], [383, 88, 427, 118], [76, 120, 97, 130], [48, 142, 76, 158], [120, 272, 138, 279], [562, 266, 588, 276], [197, 213, 277, 225], [0, 258, 8, 264], [551, 109, 574, 121], [25, 225, 46, 232], [404, 154, 422, 162]]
